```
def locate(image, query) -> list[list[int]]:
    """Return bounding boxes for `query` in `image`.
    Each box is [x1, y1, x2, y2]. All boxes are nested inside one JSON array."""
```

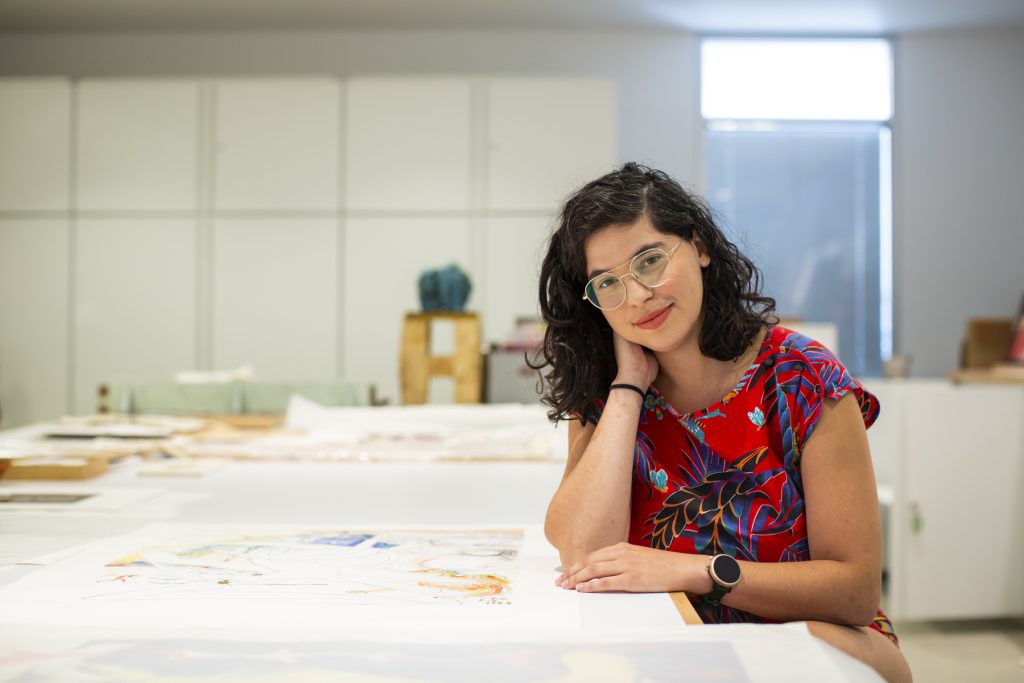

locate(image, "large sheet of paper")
[[0, 523, 677, 632], [0, 624, 859, 682], [170, 396, 568, 462]]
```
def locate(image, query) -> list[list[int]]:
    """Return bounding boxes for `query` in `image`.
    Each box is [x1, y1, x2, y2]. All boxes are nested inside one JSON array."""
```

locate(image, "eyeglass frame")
[[581, 240, 685, 311]]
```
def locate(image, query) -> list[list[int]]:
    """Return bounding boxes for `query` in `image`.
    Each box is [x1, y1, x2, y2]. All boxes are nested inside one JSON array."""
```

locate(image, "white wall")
[[894, 28, 1024, 377], [1, 26, 1022, 387], [0, 30, 701, 184]]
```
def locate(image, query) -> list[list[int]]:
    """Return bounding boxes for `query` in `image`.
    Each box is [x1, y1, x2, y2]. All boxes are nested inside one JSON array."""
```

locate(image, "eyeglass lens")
[[586, 249, 671, 310]]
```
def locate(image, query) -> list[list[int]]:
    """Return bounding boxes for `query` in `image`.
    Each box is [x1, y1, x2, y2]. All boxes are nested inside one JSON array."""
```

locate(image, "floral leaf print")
[[645, 468, 777, 558], [721, 364, 758, 407], [682, 419, 705, 442], [747, 406, 765, 429], [633, 430, 658, 500], [779, 536, 810, 563], [733, 446, 768, 472], [639, 392, 668, 424], [675, 438, 730, 488], [747, 470, 804, 539], [760, 361, 802, 471], [649, 468, 669, 493], [640, 438, 729, 549]]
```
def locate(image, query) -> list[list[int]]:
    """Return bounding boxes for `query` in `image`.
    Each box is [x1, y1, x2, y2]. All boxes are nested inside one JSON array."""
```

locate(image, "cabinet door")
[[481, 217, 550, 344], [77, 80, 199, 211], [0, 220, 69, 427], [0, 79, 70, 211], [343, 217, 472, 404], [212, 218, 338, 379], [74, 219, 197, 413], [899, 382, 1024, 619], [214, 79, 340, 211], [486, 79, 616, 211], [346, 78, 472, 211]]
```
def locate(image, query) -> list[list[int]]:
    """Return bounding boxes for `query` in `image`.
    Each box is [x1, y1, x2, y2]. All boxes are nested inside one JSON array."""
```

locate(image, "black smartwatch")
[[702, 554, 741, 606]]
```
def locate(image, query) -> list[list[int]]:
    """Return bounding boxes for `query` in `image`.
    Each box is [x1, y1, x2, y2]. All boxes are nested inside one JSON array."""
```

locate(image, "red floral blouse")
[[585, 326, 897, 644]]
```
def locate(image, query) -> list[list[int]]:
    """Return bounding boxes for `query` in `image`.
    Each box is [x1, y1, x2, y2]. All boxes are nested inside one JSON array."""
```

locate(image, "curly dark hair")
[[531, 162, 777, 423]]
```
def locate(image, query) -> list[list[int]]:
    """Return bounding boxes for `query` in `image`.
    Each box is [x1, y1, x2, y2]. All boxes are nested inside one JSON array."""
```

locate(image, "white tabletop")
[[0, 439, 882, 682]]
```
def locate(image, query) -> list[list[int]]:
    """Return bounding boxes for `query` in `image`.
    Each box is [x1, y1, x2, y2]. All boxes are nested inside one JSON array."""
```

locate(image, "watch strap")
[[701, 554, 739, 607], [702, 581, 731, 607]]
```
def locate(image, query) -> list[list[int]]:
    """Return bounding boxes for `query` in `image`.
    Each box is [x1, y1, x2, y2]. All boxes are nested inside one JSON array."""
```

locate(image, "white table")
[[0, 440, 883, 681]]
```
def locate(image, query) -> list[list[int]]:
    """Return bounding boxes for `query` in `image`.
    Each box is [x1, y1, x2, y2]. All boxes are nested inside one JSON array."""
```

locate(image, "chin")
[[633, 324, 697, 354]]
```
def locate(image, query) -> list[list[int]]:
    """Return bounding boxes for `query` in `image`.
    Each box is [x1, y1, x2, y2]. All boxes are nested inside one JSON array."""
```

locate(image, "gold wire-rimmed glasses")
[[582, 241, 683, 311]]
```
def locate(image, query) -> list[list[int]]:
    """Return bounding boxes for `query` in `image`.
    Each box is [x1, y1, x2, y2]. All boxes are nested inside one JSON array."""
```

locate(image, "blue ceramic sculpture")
[[418, 264, 472, 312]]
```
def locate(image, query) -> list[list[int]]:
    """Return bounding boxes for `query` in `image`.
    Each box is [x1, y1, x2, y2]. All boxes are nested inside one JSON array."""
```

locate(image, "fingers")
[[575, 575, 629, 593], [557, 544, 624, 585], [557, 559, 622, 590]]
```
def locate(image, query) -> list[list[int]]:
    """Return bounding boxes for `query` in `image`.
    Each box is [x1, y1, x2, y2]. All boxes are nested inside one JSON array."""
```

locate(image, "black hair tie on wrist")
[[609, 383, 646, 399]]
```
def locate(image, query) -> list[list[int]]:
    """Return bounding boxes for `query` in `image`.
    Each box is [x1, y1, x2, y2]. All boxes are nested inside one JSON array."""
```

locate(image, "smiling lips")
[[634, 305, 673, 330]]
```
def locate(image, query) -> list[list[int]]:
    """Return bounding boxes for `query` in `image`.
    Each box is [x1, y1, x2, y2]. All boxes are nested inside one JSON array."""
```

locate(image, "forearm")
[[719, 559, 881, 627], [544, 391, 643, 563], [562, 543, 880, 627]]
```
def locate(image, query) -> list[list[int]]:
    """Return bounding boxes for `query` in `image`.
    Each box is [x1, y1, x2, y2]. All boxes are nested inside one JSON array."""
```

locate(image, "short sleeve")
[[775, 330, 880, 451]]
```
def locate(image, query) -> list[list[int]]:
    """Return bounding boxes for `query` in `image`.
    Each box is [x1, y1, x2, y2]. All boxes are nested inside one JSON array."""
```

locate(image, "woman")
[[534, 163, 911, 682]]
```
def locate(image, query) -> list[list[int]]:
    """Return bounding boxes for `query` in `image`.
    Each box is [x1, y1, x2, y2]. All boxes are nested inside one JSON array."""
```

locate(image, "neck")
[[652, 326, 767, 415]]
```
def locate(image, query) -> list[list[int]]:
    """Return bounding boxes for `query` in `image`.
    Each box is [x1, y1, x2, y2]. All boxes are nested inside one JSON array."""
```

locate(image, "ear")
[[692, 235, 711, 268]]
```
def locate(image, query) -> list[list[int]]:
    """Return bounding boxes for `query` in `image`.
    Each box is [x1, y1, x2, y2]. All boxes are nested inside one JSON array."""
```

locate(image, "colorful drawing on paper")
[[86, 529, 520, 606], [0, 639, 751, 683]]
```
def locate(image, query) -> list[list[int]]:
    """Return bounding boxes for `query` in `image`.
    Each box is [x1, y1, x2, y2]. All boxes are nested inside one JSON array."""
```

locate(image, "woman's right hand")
[[612, 332, 659, 390]]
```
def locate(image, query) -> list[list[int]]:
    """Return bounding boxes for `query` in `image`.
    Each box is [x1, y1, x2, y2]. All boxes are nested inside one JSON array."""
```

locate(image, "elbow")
[[543, 498, 565, 552], [845, 574, 882, 627], [848, 602, 880, 628], [543, 514, 582, 570]]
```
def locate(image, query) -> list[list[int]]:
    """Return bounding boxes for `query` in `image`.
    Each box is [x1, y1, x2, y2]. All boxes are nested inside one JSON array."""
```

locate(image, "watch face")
[[712, 555, 741, 585]]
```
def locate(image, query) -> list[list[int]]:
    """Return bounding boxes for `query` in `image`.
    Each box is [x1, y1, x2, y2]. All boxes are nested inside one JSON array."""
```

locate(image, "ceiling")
[[1, 0, 1023, 34]]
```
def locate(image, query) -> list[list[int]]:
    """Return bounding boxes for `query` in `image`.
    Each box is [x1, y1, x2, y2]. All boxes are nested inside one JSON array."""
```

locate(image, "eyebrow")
[[588, 242, 666, 279]]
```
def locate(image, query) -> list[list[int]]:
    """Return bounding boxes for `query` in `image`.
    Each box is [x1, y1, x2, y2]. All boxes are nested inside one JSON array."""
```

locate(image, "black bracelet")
[[609, 383, 646, 399]]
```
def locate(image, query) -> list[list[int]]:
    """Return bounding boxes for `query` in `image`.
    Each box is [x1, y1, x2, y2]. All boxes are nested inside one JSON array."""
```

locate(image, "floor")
[[896, 619, 1024, 682]]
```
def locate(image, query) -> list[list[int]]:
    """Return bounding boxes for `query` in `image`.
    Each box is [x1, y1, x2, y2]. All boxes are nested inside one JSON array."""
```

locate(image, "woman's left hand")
[[556, 542, 712, 594]]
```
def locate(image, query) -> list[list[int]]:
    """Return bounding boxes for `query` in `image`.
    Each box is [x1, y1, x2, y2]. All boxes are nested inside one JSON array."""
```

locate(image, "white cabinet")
[[866, 380, 1024, 621], [0, 220, 69, 427], [486, 79, 617, 211], [73, 219, 197, 414], [343, 217, 473, 403], [346, 78, 472, 211], [212, 218, 338, 379], [76, 80, 199, 211], [480, 217, 549, 343], [0, 79, 70, 211], [214, 79, 340, 211], [0, 75, 618, 423]]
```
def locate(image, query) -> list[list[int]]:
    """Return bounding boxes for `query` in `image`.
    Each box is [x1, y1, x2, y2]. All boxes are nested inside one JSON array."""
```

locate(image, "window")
[[702, 38, 892, 377]]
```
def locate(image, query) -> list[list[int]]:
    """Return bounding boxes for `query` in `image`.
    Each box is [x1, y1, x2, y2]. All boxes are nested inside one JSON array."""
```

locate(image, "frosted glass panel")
[[705, 125, 886, 377], [74, 219, 197, 413], [0, 79, 70, 211], [212, 218, 338, 378], [346, 79, 472, 211], [214, 79, 339, 211], [77, 80, 199, 211], [0, 220, 69, 427], [487, 79, 616, 211]]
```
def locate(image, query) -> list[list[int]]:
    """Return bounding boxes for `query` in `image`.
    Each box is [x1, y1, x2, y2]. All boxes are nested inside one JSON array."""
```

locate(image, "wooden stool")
[[400, 312, 482, 404]]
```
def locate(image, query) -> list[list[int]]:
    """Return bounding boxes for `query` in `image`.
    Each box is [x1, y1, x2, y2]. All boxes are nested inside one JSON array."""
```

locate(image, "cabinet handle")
[[910, 501, 924, 535]]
